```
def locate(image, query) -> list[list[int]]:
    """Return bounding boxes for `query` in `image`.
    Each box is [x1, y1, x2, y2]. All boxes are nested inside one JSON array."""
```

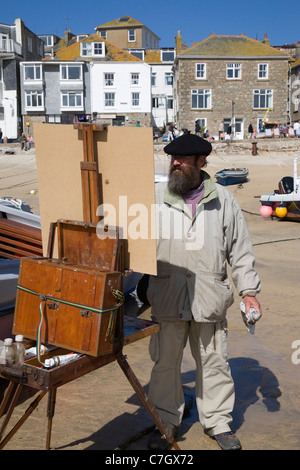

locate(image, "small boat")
[[260, 157, 300, 221], [214, 168, 249, 186]]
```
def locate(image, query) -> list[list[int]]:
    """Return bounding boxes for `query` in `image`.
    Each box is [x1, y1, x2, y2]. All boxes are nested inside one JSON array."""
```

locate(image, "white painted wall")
[[151, 63, 174, 127], [90, 61, 151, 114]]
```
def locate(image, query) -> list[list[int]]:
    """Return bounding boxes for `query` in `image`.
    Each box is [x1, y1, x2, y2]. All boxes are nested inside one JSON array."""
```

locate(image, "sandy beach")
[[0, 140, 300, 451]]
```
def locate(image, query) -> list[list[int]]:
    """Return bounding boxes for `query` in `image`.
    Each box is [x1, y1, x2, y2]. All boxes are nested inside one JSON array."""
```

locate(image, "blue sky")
[[2, 0, 298, 48]]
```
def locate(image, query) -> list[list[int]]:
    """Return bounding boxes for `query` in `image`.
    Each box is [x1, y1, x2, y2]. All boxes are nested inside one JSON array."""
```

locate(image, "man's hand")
[[243, 295, 262, 318]]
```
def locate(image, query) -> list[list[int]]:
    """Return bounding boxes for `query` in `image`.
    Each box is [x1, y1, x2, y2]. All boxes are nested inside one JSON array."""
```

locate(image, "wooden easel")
[[0, 123, 180, 451]]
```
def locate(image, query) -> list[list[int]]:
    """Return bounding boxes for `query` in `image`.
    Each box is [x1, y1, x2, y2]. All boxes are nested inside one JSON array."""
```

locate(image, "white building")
[[90, 61, 151, 126]]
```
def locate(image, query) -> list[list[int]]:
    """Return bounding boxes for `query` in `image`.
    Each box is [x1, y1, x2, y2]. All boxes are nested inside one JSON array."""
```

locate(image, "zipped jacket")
[[147, 171, 261, 322]]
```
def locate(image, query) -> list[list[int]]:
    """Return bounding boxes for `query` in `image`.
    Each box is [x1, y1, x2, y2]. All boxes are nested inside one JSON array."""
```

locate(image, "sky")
[[1, 0, 298, 48]]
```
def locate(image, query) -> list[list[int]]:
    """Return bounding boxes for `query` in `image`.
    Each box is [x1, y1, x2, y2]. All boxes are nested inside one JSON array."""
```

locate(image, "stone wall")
[[175, 58, 290, 137]]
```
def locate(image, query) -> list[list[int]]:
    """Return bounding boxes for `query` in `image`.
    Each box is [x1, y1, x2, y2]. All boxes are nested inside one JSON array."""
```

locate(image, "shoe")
[[147, 425, 179, 450], [213, 431, 242, 450]]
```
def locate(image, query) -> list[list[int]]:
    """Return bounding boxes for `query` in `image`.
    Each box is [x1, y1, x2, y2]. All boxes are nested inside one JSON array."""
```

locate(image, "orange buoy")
[[275, 204, 287, 218]]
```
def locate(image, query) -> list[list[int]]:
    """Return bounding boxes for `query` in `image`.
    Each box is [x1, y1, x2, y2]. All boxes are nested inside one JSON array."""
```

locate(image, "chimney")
[[175, 31, 182, 55], [262, 33, 270, 45], [64, 29, 73, 45], [296, 42, 300, 61]]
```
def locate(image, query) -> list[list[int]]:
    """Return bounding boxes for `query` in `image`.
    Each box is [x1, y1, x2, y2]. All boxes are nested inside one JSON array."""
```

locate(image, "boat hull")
[[214, 168, 249, 186]]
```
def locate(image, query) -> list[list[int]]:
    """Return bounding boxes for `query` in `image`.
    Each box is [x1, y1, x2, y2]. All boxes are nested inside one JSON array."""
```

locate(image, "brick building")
[[173, 34, 291, 139]]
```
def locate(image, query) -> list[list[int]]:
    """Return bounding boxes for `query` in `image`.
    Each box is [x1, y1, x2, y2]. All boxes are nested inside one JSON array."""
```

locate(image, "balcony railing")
[[0, 38, 22, 55]]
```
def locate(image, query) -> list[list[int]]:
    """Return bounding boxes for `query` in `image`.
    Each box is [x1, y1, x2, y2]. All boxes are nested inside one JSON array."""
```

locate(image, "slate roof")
[[43, 34, 142, 62], [178, 34, 291, 58], [96, 16, 143, 29]]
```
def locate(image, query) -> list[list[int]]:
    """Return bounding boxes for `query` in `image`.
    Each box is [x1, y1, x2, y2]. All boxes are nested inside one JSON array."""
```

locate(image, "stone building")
[[290, 43, 300, 125], [173, 34, 291, 139]]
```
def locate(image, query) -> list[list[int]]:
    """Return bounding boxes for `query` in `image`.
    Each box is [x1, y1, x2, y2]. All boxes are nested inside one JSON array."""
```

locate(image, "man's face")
[[168, 155, 206, 195]]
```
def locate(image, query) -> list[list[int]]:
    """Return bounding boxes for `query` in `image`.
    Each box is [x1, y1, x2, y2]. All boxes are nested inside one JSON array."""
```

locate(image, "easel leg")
[[46, 388, 57, 450], [0, 383, 23, 442], [117, 353, 181, 451], [0, 389, 47, 450]]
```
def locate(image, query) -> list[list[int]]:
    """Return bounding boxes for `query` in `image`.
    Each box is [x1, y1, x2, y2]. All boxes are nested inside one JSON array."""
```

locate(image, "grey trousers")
[[148, 319, 235, 436]]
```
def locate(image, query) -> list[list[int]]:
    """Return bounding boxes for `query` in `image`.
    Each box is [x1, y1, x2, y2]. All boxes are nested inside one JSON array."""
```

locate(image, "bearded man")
[[146, 132, 261, 450]]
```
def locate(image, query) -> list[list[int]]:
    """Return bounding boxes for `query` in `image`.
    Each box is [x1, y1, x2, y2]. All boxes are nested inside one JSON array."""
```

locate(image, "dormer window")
[[161, 49, 175, 62], [80, 42, 105, 57]]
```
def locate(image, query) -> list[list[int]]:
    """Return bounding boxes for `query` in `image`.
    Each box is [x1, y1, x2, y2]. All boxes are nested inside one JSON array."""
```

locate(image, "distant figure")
[[20, 133, 27, 150], [248, 123, 253, 138], [168, 123, 176, 141], [136, 121, 140, 127], [26, 135, 34, 149], [0, 128, 2, 143], [218, 121, 224, 140], [195, 120, 201, 135]]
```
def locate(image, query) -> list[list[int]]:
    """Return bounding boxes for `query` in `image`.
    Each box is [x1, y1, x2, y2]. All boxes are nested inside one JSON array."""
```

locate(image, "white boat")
[[260, 157, 300, 220]]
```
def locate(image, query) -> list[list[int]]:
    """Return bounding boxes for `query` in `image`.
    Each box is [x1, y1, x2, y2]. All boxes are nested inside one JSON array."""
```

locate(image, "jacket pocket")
[[195, 273, 234, 320]]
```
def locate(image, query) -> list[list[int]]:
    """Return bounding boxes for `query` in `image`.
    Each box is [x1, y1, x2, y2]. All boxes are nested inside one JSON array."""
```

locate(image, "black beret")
[[164, 132, 212, 156]]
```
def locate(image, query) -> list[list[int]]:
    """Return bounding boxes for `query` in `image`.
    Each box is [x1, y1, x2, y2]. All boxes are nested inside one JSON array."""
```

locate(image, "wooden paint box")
[[12, 220, 122, 357]]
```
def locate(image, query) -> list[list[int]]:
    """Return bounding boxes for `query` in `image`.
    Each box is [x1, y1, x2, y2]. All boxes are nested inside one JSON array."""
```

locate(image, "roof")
[[43, 34, 142, 62], [177, 34, 291, 58], [144, 50, 161, 63], [96, 16, 143, 29]]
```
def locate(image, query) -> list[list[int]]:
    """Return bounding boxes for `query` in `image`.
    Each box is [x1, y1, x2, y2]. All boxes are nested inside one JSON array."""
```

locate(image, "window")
[[128, 49, 144, 60], [0, 34, 9, 51], [77, 34, 88, 42], [152, 97, 165, 108], [165, 73, 173, 86], [132, 92, 140, 106], [104, 73, 114, 86], [227, 63, 241, 79], [131, 73, 139, 85], [61, 91, 82, 107], [24, 64, 41, 80], [196, 63, 206, 79], [39, 35, 54, 46], [167, 96, 173, 109], [60, 65, 82, 80], [151, 73, 156, 86], [128, 29, 136, 42], [191, 89, 211, 109], [105, 92, 115, 107], [25, 91, 43, 108], [27, 37, 32, 53], [81, 42, 105, 57], [161, 49, 175, 62], [253, 89, 273, 108], [100, 31, 107, 40], [258, 63, 268, 79]]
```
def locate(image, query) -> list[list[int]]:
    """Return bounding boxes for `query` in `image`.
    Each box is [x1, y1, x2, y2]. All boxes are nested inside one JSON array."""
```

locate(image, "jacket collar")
[[164, 170, 218, 212]]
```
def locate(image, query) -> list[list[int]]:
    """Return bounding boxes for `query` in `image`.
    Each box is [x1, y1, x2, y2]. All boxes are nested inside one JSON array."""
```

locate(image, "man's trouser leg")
[[148, 321, 188, 429], [189, 319, 235, 436]]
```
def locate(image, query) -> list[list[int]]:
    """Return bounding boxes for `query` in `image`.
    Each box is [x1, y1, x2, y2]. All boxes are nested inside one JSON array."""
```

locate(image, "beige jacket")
[[147, 171, 261, 322]]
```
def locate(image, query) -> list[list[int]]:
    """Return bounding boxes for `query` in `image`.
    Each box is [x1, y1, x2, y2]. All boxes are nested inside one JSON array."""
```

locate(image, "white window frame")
[[253, 89, 273, 109], [191, 89, 211, 109], [39, 35, 54, 47], [128, 29, 136, 42], [196, 63, 206, 79], [25, 91, 44, 109], [258, 63, 269, 79], [132, 92, 140, 107], [77, 34, 88, 42], [104, 73, 114, 86], [104, 92, 115, 107], [60, 64, 82, 80], [100, 31, 107, 40], [167, 95, 173, 109], [226, 63, 241, 79], [151, 72, 156, 86], [80, 42, 105, 57], [165, 72, 173, 86], [24, 64, 42, 81], [61, 91, 83, 109], [128, 49, 144, 60], [131, 73, 140, 85], [161, 49, 175, 62]]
